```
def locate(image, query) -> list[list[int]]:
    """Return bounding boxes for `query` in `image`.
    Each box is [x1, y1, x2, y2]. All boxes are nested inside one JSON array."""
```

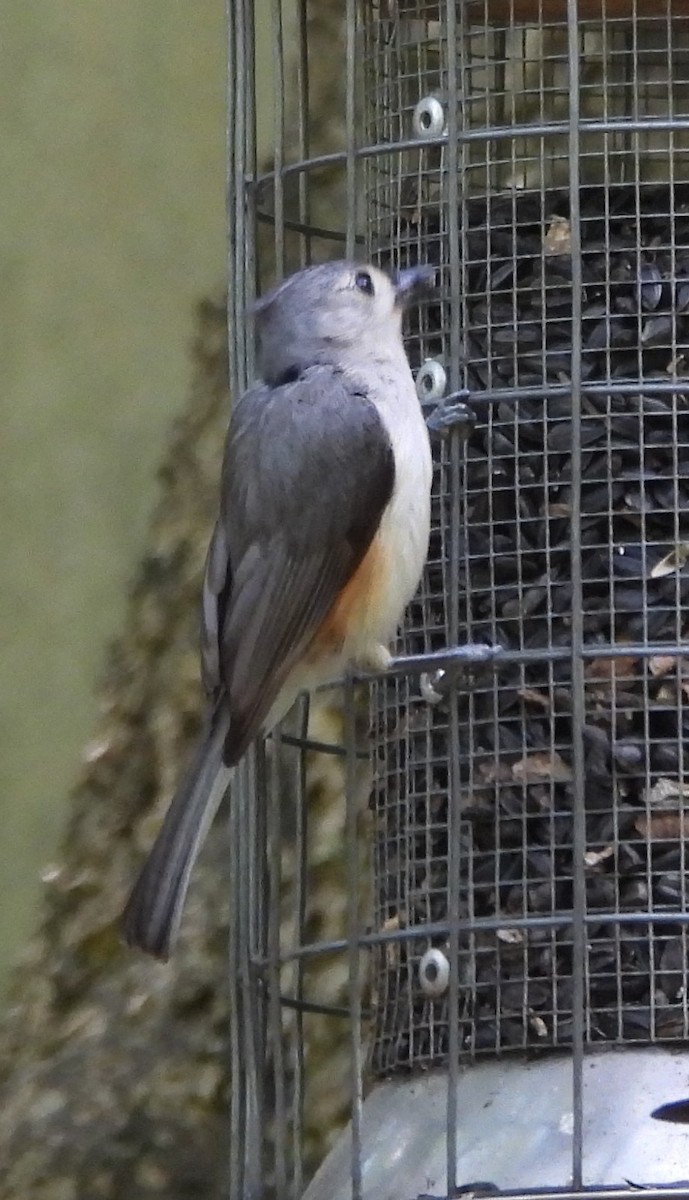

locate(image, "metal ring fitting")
[[418, 947, 450, 998], [412, 96, 446, 139], [416, 358, 447, 403]]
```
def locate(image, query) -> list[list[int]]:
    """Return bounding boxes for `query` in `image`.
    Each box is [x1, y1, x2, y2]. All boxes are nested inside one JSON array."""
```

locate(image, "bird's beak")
[[392, 264, 437, 306]]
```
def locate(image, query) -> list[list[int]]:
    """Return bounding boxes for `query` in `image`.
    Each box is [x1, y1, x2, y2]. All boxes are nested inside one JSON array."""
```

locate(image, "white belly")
[[345, 372, 433, 653]]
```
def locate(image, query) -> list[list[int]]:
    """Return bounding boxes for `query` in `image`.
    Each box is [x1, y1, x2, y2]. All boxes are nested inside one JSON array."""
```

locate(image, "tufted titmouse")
[[122, 259, 434, 958]]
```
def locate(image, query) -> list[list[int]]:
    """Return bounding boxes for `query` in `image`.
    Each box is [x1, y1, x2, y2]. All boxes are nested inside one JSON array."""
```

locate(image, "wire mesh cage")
[[226, 1, 689, 1197]]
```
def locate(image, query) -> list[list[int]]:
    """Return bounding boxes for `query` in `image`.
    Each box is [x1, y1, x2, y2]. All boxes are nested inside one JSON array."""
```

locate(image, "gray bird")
[[122, 259, 434, 959]]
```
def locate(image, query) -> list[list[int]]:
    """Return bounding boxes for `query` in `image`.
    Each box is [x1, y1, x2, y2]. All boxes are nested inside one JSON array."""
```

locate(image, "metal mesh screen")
[[366, 1, 689, 1075], [226, 1, 689, 1196]]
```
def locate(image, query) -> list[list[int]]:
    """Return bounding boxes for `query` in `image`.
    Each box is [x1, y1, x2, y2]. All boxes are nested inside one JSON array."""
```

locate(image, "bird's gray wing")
[[122, 364, 395, 959], [204, 364, 396, 764], [200, 517, 229, 697]]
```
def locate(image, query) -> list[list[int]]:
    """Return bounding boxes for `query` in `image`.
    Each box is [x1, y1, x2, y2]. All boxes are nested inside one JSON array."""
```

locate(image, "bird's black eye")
[[354, 270, 374, 296]]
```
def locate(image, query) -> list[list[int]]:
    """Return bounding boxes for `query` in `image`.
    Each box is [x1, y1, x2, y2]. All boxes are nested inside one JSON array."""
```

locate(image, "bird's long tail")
[[122, 711, 232, 960]]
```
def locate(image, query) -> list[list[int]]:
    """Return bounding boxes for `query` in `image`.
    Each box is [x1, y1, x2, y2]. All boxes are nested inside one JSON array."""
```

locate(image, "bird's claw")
[[419, 643, 501, 704], [420, 670, 446, 704]]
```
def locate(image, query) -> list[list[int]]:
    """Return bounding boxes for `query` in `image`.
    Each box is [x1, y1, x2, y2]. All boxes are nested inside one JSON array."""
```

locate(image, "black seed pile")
[[371, 185, 689, 1075]]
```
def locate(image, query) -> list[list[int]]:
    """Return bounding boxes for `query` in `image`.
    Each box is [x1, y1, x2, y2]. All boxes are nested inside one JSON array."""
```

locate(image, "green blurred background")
[[0, 1, 274, 992]]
